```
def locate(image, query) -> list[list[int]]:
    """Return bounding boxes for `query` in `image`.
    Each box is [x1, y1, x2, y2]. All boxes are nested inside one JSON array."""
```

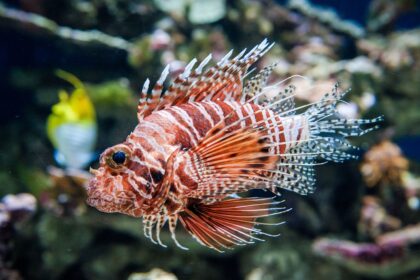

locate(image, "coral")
[[313, 224, 420, 278], [402, 172, 420, 210], [188, 0, 226, 25], [360, 141, 409, 187], [243, 235, 313, 279], [288, 0, 365, 38], [0, 193, 37, 280], [358, 29, 420, 72], [0, 3, 132, 50], [358, 196, 401, 238], [40, 166, 90, 217], [377, 223, 420, 246], [154, 0, 226, 25], [241, 229, 348, 279], [1, 194, 37, 222], [367, 0, 417, 33], [128, 268, 178, 280]]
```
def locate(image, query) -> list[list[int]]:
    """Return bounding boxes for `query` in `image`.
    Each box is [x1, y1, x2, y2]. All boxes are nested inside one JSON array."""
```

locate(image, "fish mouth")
[[85, 179, 131, 213], [85, 192, 119, 213], [85, 176, 98, 196], [85, 173, 143, 217], [86, 197, 109, 209], [86, 194, 142, 217], [85, 178, 108, 208]]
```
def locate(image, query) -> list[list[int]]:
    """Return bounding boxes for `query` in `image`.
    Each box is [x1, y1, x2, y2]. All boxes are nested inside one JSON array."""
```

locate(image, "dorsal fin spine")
[[218, 49, 233, 66], [156, 65, 170, 86], [142, 65, 170, 116], [234, 48, 247, 60], [137, 40, 275, 120], [181, 58, 197, 79], [196, 54, 212, 74], [137, 78, 150, 121]]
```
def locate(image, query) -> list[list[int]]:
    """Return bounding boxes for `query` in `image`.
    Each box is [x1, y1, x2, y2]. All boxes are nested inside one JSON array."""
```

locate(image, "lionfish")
[[87, 40, 381, 252]]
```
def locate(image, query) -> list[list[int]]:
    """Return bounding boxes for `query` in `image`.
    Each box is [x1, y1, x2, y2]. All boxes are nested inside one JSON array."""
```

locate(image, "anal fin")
[[178, 197, 286, 252]]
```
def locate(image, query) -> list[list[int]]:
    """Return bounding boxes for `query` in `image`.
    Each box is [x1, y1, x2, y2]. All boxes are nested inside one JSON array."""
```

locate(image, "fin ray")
[[179, 197, 284, 251], [137, 40, 274, 120]]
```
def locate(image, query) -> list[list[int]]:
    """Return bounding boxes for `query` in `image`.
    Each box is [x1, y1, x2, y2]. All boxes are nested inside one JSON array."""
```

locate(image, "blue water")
[[278, 0, 420, 29]]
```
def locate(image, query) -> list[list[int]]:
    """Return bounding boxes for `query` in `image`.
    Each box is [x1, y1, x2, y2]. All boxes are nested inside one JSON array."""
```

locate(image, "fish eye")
[[112, 151, 126, 165], [105, 145, 132, 169]]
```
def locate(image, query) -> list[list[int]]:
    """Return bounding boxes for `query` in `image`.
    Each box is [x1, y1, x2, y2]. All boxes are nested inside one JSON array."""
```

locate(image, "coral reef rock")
[[128, 268, 178, 280]]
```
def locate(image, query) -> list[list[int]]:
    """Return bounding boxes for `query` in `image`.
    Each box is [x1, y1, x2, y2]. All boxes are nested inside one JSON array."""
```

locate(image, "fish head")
[[86, 143, 153, 217]]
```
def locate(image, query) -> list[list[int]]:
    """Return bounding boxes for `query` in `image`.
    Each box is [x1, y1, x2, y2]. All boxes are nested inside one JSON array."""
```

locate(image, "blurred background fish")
[[47, 70, 97, 170]]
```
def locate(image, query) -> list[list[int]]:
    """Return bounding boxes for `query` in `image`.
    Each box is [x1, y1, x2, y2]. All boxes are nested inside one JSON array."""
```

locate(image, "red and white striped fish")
[[87, 40, 381, 252]]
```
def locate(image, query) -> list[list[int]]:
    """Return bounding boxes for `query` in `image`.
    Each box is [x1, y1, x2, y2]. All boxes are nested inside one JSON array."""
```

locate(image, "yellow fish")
[[47, 70, 97, 169]]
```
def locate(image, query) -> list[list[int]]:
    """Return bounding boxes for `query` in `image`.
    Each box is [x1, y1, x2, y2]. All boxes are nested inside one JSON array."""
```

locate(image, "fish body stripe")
[[204, 101, 225, 123], [103, 100, 311, 220], [281, 115, 307, 151], [190, 102, 214, 127], [263, 109, 277, 154], [231, 102, 246, 128], [130, 141, 166, 172], [131, 130, 167, 156], [169, 106, 203, 140], [138, 120, 170, 142], [137, 101, 310, 167], [126, 102, 311, 201], [156, 110, 199, 146]]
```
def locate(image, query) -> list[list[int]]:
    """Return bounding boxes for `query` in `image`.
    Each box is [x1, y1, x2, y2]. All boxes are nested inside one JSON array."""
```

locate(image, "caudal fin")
[[271, 83, 383, 194], [302, 84, 383, 162]]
